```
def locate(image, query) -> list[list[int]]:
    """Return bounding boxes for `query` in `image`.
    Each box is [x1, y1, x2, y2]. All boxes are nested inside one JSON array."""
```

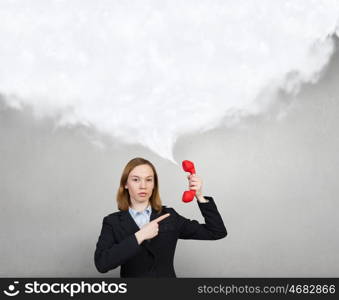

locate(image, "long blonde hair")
[[116, 157, 162, 213]]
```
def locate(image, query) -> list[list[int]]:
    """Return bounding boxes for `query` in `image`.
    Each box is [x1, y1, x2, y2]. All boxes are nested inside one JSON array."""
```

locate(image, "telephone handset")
[[182, 160, 196, 203]]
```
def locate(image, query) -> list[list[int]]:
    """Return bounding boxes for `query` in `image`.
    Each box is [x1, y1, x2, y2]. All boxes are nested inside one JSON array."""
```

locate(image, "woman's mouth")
[[138, 193, 147, 197]]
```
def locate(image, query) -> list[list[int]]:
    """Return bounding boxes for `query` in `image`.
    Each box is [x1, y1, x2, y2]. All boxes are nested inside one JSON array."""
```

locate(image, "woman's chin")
[[136, 197, 150, 202]]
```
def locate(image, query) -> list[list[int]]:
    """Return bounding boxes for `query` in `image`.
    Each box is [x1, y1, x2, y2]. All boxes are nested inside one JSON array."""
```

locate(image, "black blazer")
[[94, 196, 227, 277]]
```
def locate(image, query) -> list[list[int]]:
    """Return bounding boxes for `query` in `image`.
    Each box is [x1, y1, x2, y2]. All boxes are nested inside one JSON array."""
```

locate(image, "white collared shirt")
[[128, 205, 152, 229]]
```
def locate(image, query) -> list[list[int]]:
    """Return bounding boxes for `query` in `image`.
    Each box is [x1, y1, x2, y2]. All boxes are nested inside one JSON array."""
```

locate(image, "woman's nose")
[[140, 180, 146, 188]]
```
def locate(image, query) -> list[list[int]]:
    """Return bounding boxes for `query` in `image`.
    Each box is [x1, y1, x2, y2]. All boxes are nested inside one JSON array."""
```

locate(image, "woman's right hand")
[[135, 213, 170, 244]]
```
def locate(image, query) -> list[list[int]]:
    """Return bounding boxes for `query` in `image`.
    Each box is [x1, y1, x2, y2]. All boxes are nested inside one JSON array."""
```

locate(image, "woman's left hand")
[[187, 174, 203, 198]]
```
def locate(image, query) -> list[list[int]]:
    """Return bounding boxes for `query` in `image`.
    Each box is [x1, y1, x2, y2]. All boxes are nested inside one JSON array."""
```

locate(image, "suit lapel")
[[119, 210, 140, 236], [150, 207, 161, 221]]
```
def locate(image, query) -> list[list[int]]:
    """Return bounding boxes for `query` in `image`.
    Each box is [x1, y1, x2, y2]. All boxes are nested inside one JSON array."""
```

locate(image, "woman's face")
[[125, 164, 155, 204]]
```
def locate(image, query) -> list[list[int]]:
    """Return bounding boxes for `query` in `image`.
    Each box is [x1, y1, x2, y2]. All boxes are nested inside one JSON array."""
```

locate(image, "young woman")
[[94, 157, 227, 277]]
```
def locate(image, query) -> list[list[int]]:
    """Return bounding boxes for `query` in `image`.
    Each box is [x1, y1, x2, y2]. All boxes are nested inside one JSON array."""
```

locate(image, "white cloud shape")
[[0, 0, 338, 162]]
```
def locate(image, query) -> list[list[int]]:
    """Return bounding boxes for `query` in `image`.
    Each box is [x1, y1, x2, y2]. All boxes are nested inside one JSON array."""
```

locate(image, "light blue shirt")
[[128, 205, 152, 229]]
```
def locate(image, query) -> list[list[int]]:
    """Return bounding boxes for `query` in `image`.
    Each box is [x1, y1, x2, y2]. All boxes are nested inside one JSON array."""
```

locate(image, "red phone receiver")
[[182, 160, 196, 203]]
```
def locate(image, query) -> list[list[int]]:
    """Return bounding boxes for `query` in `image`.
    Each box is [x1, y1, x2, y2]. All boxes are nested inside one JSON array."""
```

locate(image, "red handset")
[[182, 160, 196, 203]]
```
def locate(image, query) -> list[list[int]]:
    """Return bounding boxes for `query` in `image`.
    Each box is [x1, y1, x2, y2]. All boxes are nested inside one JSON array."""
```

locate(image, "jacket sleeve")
[[94, 216, 140, 273], [173, 196, 227, 240]]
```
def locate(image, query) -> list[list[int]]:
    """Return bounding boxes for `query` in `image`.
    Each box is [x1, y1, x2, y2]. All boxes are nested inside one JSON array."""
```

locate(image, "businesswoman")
[[94, 157, 227, 277]]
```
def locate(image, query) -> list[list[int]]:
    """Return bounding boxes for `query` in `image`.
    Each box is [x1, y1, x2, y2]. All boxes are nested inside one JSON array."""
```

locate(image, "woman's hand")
[[187, 174, 209, 202], [187, 174, 203, 197], [135, 213, 170, 244]]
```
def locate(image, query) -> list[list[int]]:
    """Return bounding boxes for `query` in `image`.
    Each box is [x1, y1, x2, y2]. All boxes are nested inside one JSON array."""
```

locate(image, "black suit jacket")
[[94, 196, 227, 277]]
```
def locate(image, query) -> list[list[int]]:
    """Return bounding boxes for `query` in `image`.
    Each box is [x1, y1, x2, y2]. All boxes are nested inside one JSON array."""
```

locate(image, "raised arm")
[[172, 196, 227, 240]]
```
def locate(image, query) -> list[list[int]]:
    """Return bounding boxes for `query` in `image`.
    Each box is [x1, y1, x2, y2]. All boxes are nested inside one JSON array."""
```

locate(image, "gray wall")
[[1, 42, 339, 278]]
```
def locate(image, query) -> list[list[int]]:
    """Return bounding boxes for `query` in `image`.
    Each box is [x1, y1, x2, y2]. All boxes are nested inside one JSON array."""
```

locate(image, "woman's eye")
[[131, 178, 152, 182]]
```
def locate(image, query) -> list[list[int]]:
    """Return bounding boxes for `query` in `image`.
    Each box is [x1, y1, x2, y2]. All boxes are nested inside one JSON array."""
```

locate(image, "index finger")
[[153, 213, 170, 223]]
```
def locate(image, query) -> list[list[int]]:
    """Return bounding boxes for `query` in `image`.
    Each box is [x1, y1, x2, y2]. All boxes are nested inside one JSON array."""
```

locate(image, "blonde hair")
[[116, 157, 163, 213]]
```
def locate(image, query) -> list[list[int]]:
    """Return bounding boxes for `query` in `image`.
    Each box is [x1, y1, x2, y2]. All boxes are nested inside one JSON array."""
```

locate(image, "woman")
[[94, 157, 227, 277]]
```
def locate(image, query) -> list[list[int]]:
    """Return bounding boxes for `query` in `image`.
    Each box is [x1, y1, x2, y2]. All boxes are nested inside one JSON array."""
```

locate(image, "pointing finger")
[[153, 213, 170, 223]]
